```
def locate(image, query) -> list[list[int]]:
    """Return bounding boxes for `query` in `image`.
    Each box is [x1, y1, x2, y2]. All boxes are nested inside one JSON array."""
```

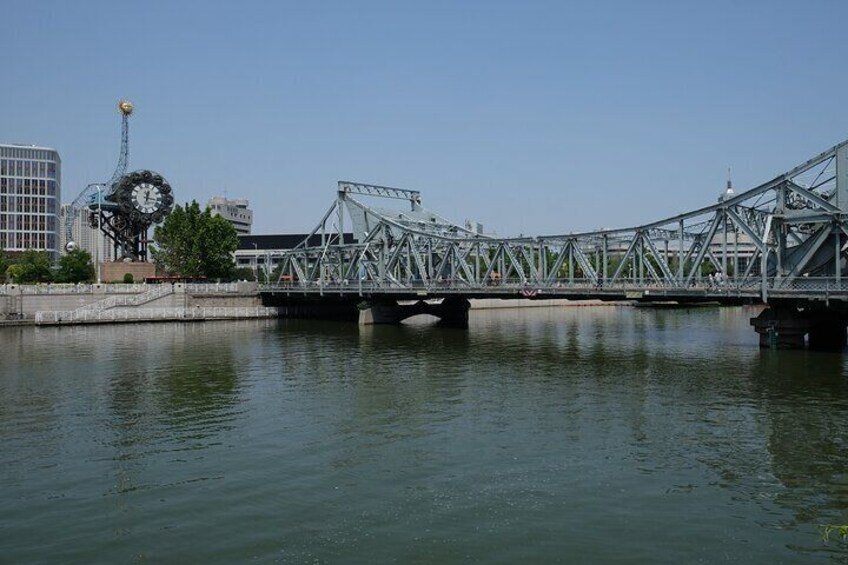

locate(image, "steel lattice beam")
[[265, 139, 848, 303]]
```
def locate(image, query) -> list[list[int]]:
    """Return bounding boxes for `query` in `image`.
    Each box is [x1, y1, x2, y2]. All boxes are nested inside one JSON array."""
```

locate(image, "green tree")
[[0, 248, 8, 282], [233, 267, 256, 282], [270, 262, 284, 282], [151, 201, 238, 280], [55, 248, 95, 283], [257, 265, 274, 283], [8, 249, 52, 283]]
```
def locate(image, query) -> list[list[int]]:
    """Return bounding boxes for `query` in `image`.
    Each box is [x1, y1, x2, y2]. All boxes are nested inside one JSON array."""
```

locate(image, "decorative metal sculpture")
[[65, 101, 174, 261]]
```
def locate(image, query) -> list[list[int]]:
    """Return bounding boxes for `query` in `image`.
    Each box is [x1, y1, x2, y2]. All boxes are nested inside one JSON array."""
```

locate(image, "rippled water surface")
[[2, 305, 848, 563]]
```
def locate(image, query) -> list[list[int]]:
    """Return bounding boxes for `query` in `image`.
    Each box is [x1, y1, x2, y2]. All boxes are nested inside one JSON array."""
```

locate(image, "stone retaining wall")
[[2, 282, 617, 327], [1, 282, 260, 321]]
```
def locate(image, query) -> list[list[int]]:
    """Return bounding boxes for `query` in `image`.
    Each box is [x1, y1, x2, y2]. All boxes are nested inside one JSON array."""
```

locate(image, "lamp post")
[[266, 250, 271, 284], [252, 242, 259, 282], [96, 185, 102, 284]]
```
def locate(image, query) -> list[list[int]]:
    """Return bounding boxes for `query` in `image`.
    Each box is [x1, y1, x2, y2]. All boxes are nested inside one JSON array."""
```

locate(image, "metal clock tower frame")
[[66, 101, 174, 262]]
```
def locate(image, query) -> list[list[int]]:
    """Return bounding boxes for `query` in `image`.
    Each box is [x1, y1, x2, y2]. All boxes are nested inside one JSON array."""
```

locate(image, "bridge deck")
[[261, 277, 848, 306]]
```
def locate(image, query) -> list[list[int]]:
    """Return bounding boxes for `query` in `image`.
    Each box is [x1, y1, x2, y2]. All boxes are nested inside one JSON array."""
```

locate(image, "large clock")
[[111, 170, 174, 224], [131, 182, 165, 214]]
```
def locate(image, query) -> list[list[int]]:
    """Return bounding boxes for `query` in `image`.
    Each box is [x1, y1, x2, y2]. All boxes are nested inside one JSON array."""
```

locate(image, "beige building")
[[208, 196, 253, 235]]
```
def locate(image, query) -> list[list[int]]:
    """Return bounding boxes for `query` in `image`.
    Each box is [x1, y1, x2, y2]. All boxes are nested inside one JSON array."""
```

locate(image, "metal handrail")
[[260, 277, 763, 293], [34, 306, 279, 324]]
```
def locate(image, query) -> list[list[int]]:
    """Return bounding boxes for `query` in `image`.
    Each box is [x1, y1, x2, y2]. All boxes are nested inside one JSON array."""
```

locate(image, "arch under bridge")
[[261, 139, 848, 349]]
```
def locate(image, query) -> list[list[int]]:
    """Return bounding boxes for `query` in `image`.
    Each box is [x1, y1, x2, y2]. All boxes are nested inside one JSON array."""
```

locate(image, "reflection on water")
[[105, 327, 242, 502], [751, 351, 848, 529], [1, 308, 848, 563]]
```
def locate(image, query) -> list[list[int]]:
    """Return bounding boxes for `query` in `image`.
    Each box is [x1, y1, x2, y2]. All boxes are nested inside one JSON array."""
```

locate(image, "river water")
[[1, 305, 848, 563]]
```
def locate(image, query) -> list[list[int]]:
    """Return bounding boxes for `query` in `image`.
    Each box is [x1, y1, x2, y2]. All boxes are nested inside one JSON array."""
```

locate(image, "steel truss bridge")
[[262, 139, 848, 348]]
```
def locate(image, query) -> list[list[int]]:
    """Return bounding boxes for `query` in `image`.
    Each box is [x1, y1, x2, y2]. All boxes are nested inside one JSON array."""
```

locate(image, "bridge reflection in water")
[[262, 139, 848, 349]]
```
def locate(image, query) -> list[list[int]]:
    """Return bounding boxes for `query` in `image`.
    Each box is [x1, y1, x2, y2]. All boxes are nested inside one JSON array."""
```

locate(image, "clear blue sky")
[[2, 0, 846, 236]]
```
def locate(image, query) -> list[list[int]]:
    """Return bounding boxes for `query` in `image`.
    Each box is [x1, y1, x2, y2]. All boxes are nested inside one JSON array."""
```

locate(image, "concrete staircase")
[[73, 285, 175, 313]]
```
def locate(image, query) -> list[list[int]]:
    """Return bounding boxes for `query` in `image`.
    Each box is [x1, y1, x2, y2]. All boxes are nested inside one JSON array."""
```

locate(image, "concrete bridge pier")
[[808, 312, 848, 351], [751, 305, 847, 350], [750, 308, 810, 349], [433, 297, 472, 328], [265, 296, 361, 323], [359, 297, 471, 328]]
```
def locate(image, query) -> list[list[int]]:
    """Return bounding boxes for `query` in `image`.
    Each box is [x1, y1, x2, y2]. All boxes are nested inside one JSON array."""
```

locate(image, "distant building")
[[59, 204, 111, 262], [712, 173, 757, 274], [0, 144, 61, 258], [235, 233, 355, 273], [208, 196, 253, 235], [718, 169, 735, 203]]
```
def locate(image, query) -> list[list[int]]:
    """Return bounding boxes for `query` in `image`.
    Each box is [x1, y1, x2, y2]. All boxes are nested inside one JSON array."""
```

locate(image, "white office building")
[[208, 196, 253, 235], [0, 144, 61, 258]]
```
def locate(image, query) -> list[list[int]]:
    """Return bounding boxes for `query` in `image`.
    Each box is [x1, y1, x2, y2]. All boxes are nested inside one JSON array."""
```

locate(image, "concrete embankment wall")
[[2, 283, 622, 327], [3, 290, 104, 316], [1, 284, 213, 318], [104, 293, 262, 315], [104, 293, 264, 318], [1, 282, 270, 326], [187, 294, 263, 308]]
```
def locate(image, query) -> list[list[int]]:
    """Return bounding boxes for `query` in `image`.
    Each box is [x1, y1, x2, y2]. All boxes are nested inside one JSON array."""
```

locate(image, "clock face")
[[112, 169, 174, 225], [131, 182, 164, 214]]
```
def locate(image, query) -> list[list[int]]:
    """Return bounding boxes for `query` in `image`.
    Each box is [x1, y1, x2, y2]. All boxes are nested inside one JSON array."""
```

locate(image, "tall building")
[[208, 196, 253, 235], [59, 204, 112, 262], [0, 144, 61, 258]]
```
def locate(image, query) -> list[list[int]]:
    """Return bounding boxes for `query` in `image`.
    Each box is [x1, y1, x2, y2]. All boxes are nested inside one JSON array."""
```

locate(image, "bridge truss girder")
[[270, 140, 848, 301]]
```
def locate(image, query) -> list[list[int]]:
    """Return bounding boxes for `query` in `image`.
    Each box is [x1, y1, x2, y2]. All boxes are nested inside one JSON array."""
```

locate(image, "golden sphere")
[[118, 100, 134, 115]]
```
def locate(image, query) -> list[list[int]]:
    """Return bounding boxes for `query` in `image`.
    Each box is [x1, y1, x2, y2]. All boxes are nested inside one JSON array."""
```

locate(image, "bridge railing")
[[768, 277, 848, 294], [260, 276, 768, 296], [0, 283, 141, 295], [34, 306, 279, 325], [185, 282, 241, 294]]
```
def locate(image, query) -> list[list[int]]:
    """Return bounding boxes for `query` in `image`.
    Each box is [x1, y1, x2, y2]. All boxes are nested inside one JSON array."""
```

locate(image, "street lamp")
[[266, 250, 271, 284], [252, 242, 259, 282]]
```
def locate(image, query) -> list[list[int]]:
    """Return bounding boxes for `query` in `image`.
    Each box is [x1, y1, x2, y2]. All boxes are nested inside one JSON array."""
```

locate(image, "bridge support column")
[[750, 308, 810, 349], [359, 297, 470, 328], [263, 296, 361, 323], [808, 313, 848, 351], [751, 306, 847, 350], [432, 297, 471, 328], [358, 299, 411, 325]]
